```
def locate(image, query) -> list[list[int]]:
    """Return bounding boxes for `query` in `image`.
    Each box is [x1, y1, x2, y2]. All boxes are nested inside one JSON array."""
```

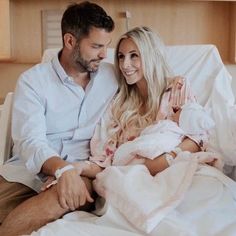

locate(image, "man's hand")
[[56, 168, 94, 211]]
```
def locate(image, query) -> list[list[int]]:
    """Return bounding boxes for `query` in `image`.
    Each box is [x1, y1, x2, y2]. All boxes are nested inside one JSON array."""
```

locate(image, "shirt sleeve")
[[180, 80, 210, 150], [89, 103, 115, 167], [12, 73, 59, 175]]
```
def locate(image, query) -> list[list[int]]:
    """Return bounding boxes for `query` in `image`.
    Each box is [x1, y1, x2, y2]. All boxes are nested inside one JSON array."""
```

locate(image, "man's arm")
[[41, 156, 70, 176], [13, 75, 93, 211], [12, 76, 60, 175]]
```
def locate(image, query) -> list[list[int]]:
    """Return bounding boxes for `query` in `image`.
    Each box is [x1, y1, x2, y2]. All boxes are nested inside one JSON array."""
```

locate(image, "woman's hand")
[[169, 76, 186, 111]]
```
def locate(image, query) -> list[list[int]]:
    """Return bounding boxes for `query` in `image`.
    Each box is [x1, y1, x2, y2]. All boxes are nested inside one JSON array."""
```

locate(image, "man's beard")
[[73, 46, 101, 73]]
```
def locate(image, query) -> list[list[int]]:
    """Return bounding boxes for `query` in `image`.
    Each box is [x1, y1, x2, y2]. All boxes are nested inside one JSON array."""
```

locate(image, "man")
[[0, 2, 117, 235]]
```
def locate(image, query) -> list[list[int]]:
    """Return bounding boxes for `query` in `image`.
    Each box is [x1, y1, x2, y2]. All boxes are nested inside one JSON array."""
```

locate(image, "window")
[[41, 10, 63, 51]]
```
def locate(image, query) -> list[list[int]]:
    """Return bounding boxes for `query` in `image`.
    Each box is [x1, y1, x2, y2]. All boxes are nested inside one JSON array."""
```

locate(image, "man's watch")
[[54, 164, 75, 180]]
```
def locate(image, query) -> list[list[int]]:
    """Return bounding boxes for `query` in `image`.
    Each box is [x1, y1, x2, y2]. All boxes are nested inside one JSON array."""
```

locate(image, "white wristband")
[[165, 153, 175, 166], [172, 147, 182, 157], [55, 164, 75, 180]]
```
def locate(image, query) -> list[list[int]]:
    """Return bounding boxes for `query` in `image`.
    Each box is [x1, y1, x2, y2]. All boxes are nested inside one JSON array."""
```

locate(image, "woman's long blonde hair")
[[108, 26, 173, 145]]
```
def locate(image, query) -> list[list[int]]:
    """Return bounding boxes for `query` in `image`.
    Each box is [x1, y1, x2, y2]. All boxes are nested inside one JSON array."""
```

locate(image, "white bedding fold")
[[94, 151, 225, 234]]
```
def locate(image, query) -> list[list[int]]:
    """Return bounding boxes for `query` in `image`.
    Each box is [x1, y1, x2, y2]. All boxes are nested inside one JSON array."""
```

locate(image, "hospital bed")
[[1, 44, 235, 167], [1, 45, 236, 236]]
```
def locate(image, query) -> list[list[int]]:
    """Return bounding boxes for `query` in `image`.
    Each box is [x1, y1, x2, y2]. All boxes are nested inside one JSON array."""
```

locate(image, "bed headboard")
[[42, 45, 233, 106]]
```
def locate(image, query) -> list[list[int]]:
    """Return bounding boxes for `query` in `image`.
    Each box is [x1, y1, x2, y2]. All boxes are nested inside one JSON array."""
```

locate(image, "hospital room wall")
[[0, 0, 235, 102]]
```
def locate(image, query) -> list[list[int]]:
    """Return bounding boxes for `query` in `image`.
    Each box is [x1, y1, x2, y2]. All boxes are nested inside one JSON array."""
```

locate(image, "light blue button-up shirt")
[[0, 55, 118, 191]]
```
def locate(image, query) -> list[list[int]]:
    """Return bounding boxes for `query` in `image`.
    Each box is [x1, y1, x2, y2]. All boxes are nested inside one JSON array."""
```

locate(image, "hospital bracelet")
[[164, 147, 182, 166], [54, 164, 75, 180], [171, 147, 182, 157], [46, 164, 84, 189], [164, 152, 175, 166]]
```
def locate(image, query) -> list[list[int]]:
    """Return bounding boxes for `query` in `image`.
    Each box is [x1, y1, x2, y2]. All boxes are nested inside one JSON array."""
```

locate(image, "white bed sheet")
[[32, 155, 236, 236]]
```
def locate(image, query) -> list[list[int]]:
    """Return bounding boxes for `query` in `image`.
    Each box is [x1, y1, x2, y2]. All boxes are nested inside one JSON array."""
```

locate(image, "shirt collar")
[[51, 50, 98, 84], [51, 50, 70, 83]]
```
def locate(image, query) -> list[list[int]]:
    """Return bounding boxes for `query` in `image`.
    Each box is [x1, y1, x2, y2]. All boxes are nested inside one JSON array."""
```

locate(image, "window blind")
[[41, 10, 63, 51]]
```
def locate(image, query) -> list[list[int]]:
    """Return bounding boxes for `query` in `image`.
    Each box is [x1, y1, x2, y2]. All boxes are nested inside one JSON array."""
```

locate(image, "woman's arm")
[[144, 138, 200, 176]]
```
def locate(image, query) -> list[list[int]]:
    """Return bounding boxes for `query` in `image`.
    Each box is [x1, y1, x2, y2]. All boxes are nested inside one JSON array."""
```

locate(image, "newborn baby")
[[112, 102, 215, 166]]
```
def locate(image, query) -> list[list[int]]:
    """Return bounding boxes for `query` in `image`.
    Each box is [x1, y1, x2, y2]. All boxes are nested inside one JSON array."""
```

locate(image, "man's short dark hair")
[[61, 1, 114, 42]]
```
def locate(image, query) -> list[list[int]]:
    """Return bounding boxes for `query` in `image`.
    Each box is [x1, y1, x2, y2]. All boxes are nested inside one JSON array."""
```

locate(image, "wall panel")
[[0, 0, 233, 101], [0, 0, 11, 60], [10, 0, 231, 63]]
